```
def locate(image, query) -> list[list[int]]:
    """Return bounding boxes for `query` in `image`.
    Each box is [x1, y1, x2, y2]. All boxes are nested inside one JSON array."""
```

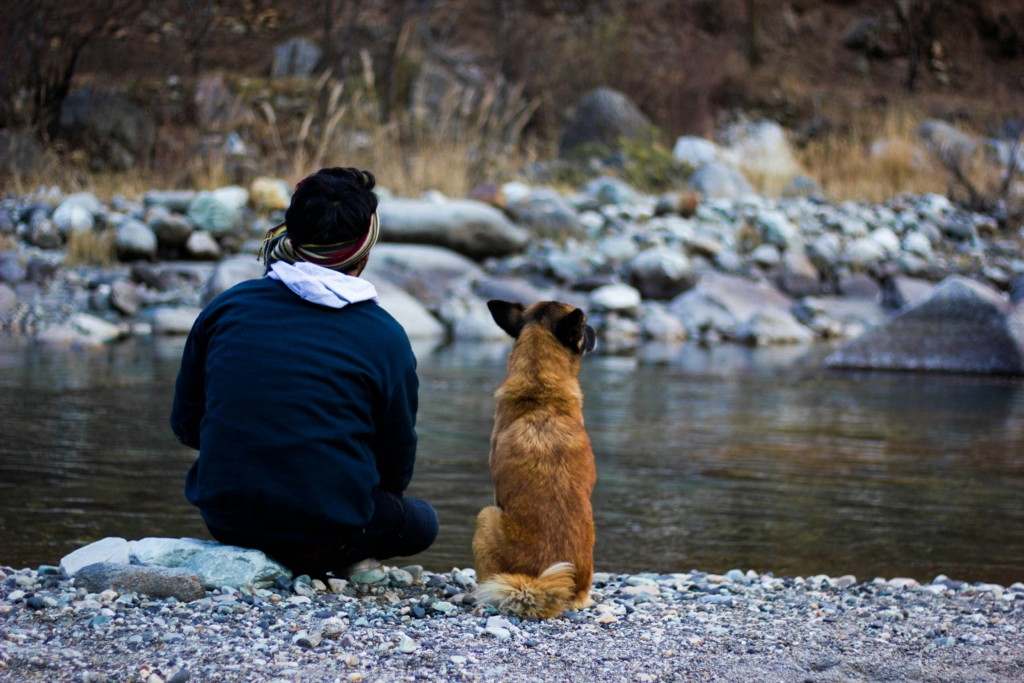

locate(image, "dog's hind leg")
[[472, 505, 506, 583]]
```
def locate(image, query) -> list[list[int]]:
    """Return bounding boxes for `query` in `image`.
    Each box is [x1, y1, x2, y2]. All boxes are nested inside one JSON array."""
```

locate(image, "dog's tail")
[[474, 562, 577, 619]]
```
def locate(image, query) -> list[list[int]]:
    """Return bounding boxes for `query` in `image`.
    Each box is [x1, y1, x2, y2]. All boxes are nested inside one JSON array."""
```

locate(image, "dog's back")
[[472, 300, 597, 618]]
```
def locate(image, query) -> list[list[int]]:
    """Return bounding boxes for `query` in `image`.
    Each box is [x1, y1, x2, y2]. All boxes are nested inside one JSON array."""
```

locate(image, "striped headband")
[[258, 212, 379, 275]]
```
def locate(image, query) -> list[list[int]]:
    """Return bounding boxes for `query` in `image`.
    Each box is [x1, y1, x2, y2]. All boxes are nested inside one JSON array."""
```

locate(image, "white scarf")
[[268, 261, 378, 309]]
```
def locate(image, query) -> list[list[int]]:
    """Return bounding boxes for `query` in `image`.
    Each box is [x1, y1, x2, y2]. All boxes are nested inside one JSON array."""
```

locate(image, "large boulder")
[[204, 256, 264, 304], [718, 120, 801, 187], [437, 295, 507, 340], [115, 220, 158, 261], [689, 162, 753, 199], [737, 310, 814, 346], [475, 277, 558, 306], [373, 280, 445, 339], [60, 537, 132, 577], [507, 189, 586, 241], [825, 276, 1024, 374], [361, 244, 484, 311], [672, 136, 719, 170], [668, 273, 796, 340], [377, 199, 529, 260], [150, 307, 201, 335], [37, 313, 122, 346], [58, 88, 155, 170], [130, 537, 291, 589], [146, 207, 194, 247], [559, 88, 652, 156], [917, 119, 979, 167], [882, 276, 935, 311], [144, 190, 197, 213], [188, 186, 248, 236], [626, 247, 695, 300]]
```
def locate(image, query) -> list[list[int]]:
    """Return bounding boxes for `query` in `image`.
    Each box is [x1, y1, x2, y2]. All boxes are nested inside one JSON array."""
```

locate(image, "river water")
[[1, 337, 1022, 585]]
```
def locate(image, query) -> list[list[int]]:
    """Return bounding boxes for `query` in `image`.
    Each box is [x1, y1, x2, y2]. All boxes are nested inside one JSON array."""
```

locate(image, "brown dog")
[[472, 299, 598, 619]]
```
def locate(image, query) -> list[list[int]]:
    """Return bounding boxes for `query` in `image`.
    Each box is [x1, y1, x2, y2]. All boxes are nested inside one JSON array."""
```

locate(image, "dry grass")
[[798, 107, 952, 203], [65, 229, 115, 267]]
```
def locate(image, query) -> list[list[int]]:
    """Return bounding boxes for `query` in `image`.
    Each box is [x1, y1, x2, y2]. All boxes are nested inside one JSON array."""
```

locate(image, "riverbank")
[[1, 560, 1021, 683]]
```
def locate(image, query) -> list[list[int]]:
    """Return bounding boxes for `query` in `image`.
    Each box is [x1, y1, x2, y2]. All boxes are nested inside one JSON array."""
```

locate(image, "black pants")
[[207, 489, 438, 578]]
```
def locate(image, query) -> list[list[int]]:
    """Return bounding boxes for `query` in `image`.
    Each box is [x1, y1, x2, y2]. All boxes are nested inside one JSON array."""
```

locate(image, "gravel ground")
[[1, 564, 1022, 683]]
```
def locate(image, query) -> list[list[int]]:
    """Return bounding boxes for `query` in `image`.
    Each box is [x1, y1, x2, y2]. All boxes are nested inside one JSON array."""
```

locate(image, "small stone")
[[834, 575, 857, 590], [328, 578, 348, 594], [311, 579, 326, 592], [431, 601, 457, 615], [321, 618, 345, 639], [294, 631, 322, 648], [110, 280, 141, 316], [622, 585, 659, 596], [400, 565, 423, 583], [168, 669, 190, 683], [349, 568, 387, 585], [286, 596, 311, 605], [397, 634, 418, 653], [293, 582, 315, 597], [184, 231, 222, 260], [887, 578, 920, 589], [388, 569, 414, 588], [484, 626, 511, 641]]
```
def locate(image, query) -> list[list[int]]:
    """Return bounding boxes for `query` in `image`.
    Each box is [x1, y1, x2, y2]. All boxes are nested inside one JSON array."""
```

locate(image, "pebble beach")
[[2, 560, 1022, 683]]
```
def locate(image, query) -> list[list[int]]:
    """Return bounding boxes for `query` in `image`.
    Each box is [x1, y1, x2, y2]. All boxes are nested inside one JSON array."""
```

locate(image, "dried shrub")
[[65, 230, 115, 267]]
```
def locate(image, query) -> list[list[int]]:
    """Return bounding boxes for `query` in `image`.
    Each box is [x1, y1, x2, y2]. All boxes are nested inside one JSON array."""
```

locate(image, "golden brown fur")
[[472, 300, 597, 619]]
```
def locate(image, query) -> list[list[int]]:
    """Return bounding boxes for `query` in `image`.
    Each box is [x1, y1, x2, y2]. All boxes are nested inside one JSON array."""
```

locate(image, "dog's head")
[[487, 300, 597, 356]]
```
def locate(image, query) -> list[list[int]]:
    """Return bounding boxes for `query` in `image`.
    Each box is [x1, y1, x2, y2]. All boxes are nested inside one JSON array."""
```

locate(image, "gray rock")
[[838, 274, 882, 300], [187, 188, 247, 236], [272, 37, 323, 78], [110, 280, 141, 316], [37, 313, 122, 346], [778, 250, 821, 297], [718, 120, 801, 185], [52, 202, 95, 236], [737, 309, 814, 346], [583, 176, 641, 207], [361, 244, 484, 311], [31, 220, 62, 249], [781, 175, 821, 198], [758, 210, 801, 250], [750, 244, 781, 269], [689, 163, 753, 199], [559, 87, 652, 156], [374, 280, 445, 339], [115, 220, 157, 261], [627, 247, 695, 300], [826, 276, 1024, 374], [75, 563, 205, 602], [204, 256, 264, 304], [147, 207, 194, 247], [0, 283, 18, 317], [377, 199, 529, 259], [0, 256, 26, 284], [475, 277, 557, 306], [672, 136, 719, 170], [58, 88, 155, 170], [60, 537, 132, 577], [588, 283, 642, 313], [438, 296, 507, 340], [349, 568, 387, 585], [845, 237, 887, 270], [150, 307, 201, 335], [808, 233, 842, 276], [144, 190, 198, 213], [507, 189, 586, 241], [639, 303, 687, 341], [596, 235, 639, 263], [130, 537, 291, 589], [388, 569, 415, 588], [882, 276, 935, 311], [185, 231, 222, 261], [668, 273, 794, 339], [918, 119, 979, 168]]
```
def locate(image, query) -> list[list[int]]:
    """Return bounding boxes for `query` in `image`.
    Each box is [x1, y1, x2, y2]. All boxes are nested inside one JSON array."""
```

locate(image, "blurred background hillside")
[[1, 0, 1022, 201]]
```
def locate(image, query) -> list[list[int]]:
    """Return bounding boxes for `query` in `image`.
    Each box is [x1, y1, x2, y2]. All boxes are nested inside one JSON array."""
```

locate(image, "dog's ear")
[[488, 300, 526, 338], [555, 308, 589, 353]]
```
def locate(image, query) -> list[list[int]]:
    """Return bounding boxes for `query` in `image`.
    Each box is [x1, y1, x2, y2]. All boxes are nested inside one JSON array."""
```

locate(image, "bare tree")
[[182, 0, 218, 76], [891, 0, 948, 92]]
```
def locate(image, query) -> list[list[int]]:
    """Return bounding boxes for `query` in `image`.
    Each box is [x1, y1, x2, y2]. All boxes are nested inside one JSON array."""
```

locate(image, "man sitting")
[[170, 167, 437, 577]]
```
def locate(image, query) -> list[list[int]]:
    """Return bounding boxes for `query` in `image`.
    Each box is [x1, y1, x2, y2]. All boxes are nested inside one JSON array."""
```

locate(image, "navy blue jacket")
[[170, 277, 419, 542]]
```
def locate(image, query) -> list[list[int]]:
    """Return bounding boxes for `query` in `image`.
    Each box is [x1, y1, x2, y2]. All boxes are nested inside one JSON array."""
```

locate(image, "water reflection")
[[1, 338, 1021, 585]]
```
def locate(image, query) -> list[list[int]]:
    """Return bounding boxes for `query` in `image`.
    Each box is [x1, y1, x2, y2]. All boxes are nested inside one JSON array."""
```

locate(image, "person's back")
[[171, 167, 437, 577]]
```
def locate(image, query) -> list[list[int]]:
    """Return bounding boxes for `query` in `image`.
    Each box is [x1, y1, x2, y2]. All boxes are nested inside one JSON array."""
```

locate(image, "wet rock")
[[130, 537, 291, 589], [377, 199, 529, 259], [668, 273, 794, 339], [374, 280, 445, 339], [184, 231, 222, 260], [249, 177, 291, 211], [507, 189, 586, 241], [272, 37, 323, 78], [150, 307, 201, 335], [115, 220, 157, 261], [589, 283, 642, 313], [37, 313, 122, 346], [204, 256, 264, 304], [110, 280, 141, 316], [75, 563, 205, 602], [882, 276, 935, 311], [362, 244, 484, 311], [60, 537, 132, 577], [689, 163, 753, 199], [147, 207, 194, 247], [737, 310, 813, 346], [187, 187, 248, 236], [559, 87, 652, 156], [144, 190, 197, 213], [627, 247, 695, 300], [826, 276, 1024, 374], [58, 88, 155, 170], [672, 136, 719, 170]]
